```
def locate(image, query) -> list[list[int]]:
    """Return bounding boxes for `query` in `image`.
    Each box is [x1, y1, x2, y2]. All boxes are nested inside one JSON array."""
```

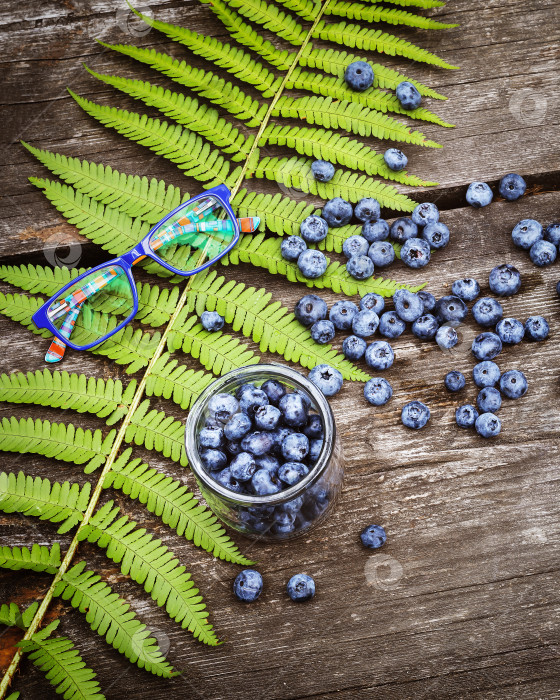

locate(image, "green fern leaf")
[[232, 188, 315, 237], [125, 400, 187, 467], [0, 543, 61, 575], [18, 620, 105, 700], [0, 261, 83, 296], [146, 353, 215, 410], [79, 501, 220, 645], [273, 95, 442, 147], [104, 449, 254, 565], [220, 0, 307, 44], [0, 601, 40, 630]]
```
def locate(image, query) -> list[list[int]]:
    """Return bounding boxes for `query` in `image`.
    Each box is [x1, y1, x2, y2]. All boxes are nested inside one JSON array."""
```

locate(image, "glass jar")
[[185, 363, 344, 541]]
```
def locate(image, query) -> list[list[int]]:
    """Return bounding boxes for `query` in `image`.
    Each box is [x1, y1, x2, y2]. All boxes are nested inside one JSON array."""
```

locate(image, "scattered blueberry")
[[352, 309, 380, 338], [401, 400, 430, 429], [200, 449, 228, 471], [368, 240, 395, 267], [412, 202, 439, 228], [261, 379, 286, 405], [524, 315, 549, 341], [308, 364, 344, 396], [496, 317, 524, 344], [233, 570, 263, 602], [445, 370, 466, 392], [511, 219, 543, 250], [451, 278, 480, 302], [281, 235, 306, 262], [435, 325, 458, 350], [412, 313, 439, 340], [311, 160, 335, 182], [477, 387, 502, 414], [379, 310, 406, 338], [298, 249, 328, 279], [310, 319, 336, 344], [287, 573, 315, 602], [279, 393, 308, 427], [365, 340, 394, 371], [544, 222, 560, 247], [329, 300, 359, 331], [342, 335, 367, 361], [355, 197, 381, 223], [472, 332, 502, 361], [472, 297, 503, 327], [362, 219, 390, 243], [251, 468, 283, 495], [322, 197, 353, 227], [344, 60, 374, 91], [396, 81, 422, 110], [343, 235, 369, 259], [300, 215, 329, 243], [401, 237, 431, 268], [360, 524, 387, 549], [295, 294, 328, 326], [466, 181, 493, 208], [499, 369, 528, 399], [254, 404, 282, 431], [364, 377, 393, 406], [390, 217, 418, 243], [422, 222, 450, 249], [472, 360, 500, 388], [475, 412, 501, 438], [360, 293, 385, 315], [393, 289, 424, 322], [499, 173, 526, 201], [201, 311, 224, 332], [383, 148, 408, 172], [417, 291, 436, 312], [488, 264, 522, 296], [278, 462, 309, 486], [346, 254, 374, 280], [230, 452, 258, 481], [530, 239, 557, 267], [435, 295, 468, 324], [455, 404, 479, 428]]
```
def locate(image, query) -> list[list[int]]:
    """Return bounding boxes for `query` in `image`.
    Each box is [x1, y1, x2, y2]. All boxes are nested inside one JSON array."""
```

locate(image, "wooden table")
[[1, 0, 559, 697]]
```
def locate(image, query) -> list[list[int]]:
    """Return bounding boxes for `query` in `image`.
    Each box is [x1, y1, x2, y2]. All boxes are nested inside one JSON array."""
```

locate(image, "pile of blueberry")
[[512, 218, 559, 268], [466, 172, 527, 208], [344, 60, 422, 112]]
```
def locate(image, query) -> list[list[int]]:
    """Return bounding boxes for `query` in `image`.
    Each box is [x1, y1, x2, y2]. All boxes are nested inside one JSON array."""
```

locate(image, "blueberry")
[[311, 160, 335, 183], [272, 511, 297, 535], [329, 300, 359, 330], [390, 217, 418, 243], [201, 311, 224, 332], [472, 332, 502, 361], [344, 60, 374, 91], [343, 235, 369, 259], [233, 569, 263, 602], [530, 239, 557, 267], [444, 370, 465, 392], [261, 379, 286, 406], [363, 377, 393, 406], [254, 404, 282, 431], [295, 294, 328, 326], [241, 431, 274, 456], [223, 413, 252, 442], [280, 496, 304, 515], [422, 222, 450, 250], [401, 237, 431, 268], [511, 219, 543, 250], [411, 202, 439, 228], [298, 249, 328, 279], [544, 222, 560, 247], [200, 449, 228, 471], [417, 291, 436, 312], [401, 400, 430, 429], [362, 219, 390, 243], [342, 335, 367, 361], [496, 317, 524, 344], [435, 325, 458, 350], [352, 309, 380, 338], [235, 382, 256, 399], [393, 289, 424, 322], [300, 215, 329, 243], [269, 427, 293, 455], [226, 440, 243, 456], [287, 573, 315, 602], [434, 295, 466, 329], [360, 524, 387, 549], [303, 414, 323, 439], [281, 235, 306, 262], [365, 340, 394, 371], [208, 394, 239, 424], [251, 469, 282, 495], [475, 412, 501, 438], [308, 438, 323, 462], [230, 452, 257, 481], [472, 297, 503, 327], [354, 197, 381, 223], [383, 148, 407, 171], [524, 315, 549, 341], [379, 311, 406, 338], [396, 81, 422, 110], [477, 387, 502, 414], [278, 462, 309, 486], [412, 313, 439, 340], [489, 264, 522, 296], [239, 386, 269, 417], [360, 293, 385, 315], [310, 319, 336, 344], [199, 426, 225, 449], [499, 369, 528, 399], [473, 361, 500, 388], [279, 393, 308, 427], [255, 454, 280, 475], [322, 197, 353, 227], [466, 181, 493, 208], [557, 280, 560, 297], [346, 254, 374, 280], [451, 278, 480, 302], [214, 467, 244, 493], [368, 241, 395, 267], [282, 433, 309, 461], [499, 173, 526, 201], [308, 364, 344, 396], [455, 404, 479, 428]]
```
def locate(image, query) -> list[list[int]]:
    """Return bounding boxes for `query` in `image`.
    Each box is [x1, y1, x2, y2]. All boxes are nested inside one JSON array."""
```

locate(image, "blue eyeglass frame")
[[31, 184, 239, 351]]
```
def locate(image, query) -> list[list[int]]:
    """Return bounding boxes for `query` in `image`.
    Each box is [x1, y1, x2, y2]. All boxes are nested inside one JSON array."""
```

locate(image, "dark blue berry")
[[342, 235, 369, 259], [472, 332, 502, 361], [310, 319, 336, 344], [303, 414, 323, 439], [200, 449, 228, 471], [261, 379, 286, 405], [344, 60, 374, 91], [412, 313, 439, 340], [368, 241, 395, 267], [311, 160, 335, 182], [379, 311, 406, 339], [394, 289, 424, 322], [412, 202, 439, 228], [230, 452, 257, 481], [396, 81, 421, 109], [473, 361, 500, 388], [269, 427, 293, 454], [342, 335, 367, 360], [499, 173, 526, 201], [199, 426, 225, 449], [475, 412, 501, 438], [489, 264, 522, 296], [362, 219, 390, 243], [279, 394, 308, 427], [422, 222, 450, 249], [239, 386, 269, 417], [401, 400, 430, 429], [360, 524, 387, 548], [472, 297, 503, 326], [496, 317, 524, 344], [444, 371, 465, 392], [383, 148, 407, 171], [322, 197, 353, 227], [214, 467, 244, 493], [365, 340, 394, 370], [298, 249, 328, 279], [308, 364, 343, 396], [254, 404, 282, 431], [360, 293, 385, 315], [251, 469, 282, 495], [300, 215, 328, 243], [417, 291, 436, 312], [352, 309, 380, 338], [233, 569, 263, 602], [477, 387, 502, 414], [208, 393, 239, 423], [295, 294, 328, 326], [255, 454, 280, 475], [530, 240, 557, 267], [544, 222, 560, 246], [466, 181, 493, 208], [201, 311, 224, 332], [390, 217, 418, 243], [401, 237, 431, 268], [435, 325, 458, 350], [499, 370, 528, 399], [354, 197, 381, 223], [455, 404, 479, 428], [282, 433, 309, 461], [308, 438, 323, 462], [278, 462, 309, 486], [524, 316, 549, 341], [346, 254, 374, 280], [226, 440, 243, 456], [363, 377, 393, 406], [287, 574, 315, 602], [241, 431, 274, 456], [451, 278, 480, 302], [281, 235, 306, 262], [512, 219, 543, 249]]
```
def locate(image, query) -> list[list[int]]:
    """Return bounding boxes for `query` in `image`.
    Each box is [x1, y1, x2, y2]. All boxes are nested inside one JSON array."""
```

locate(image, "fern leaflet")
[[0, 543, 61, 575]]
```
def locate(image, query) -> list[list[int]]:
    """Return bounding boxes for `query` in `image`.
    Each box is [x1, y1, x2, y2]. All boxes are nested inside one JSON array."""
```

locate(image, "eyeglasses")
[[32, 184, 260, 363]]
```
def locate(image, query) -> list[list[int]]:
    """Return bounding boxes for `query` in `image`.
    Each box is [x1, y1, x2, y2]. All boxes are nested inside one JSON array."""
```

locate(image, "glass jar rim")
[[184, 363, 336, 506]]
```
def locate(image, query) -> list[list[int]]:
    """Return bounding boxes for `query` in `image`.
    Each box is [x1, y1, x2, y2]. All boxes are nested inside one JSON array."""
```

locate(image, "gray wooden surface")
[[1, 0, 560, 698]]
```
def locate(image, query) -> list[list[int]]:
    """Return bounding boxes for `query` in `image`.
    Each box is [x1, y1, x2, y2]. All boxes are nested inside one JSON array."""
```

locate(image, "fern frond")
[[251, 155, 418, 210], [99, 42, 267, 126], [0, 543, 61, 575], [0, 262, 83, 296], [104, 449, 254, 565], [320, 0, 457, 29], [124, 400, 187, 467], [0, 601, 40, 629], [0, 472, 89, 534], [85, 68, 254, 162], [188, 271, 371, 381], [220, 0, 307, 44], [18, 620, 105, 700], [273, 95, 442, 147], [79, 502, 220, 645], [232, 189, 314, 237], [69, 91, 239, 189], [145, 353, 215, 410], [0, 417, 115, 473], [313, 20, 459, 69], [54, 561, 177, 677]]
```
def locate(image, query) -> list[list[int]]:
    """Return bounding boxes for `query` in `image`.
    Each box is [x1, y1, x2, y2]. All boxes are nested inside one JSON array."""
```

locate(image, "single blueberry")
[[200, 449, 228, 472], [269, 427, 293, 455], [278, 462, 309, 486], [199, 426, 225, 449], [251, 469, 283, 496], [308, 438, 323, 462], [475, 412, 501, 438], [379, 311, 406, 338], [393, 289, 424, 322], [472, 332, 502, 361], [524, 316, 549, 341], [401, 237, 431, 268], [499, 369, 528, 399], [472, 297, 503, 327], [472, 361, 501, 388], [363, 377, 393, 406], [352, 309, 380, 338], [360, 292, 385, 315], [255, 454, 280, 475], [329, 300, 359, 330], [233, 569, 263, 602], [368, 240, 395, 267], [344, 60, 374, 91], [282, 432, 310, 461], [355, 197, 381, 223], [511, 219, 543, 250], [422, 222, 450, 249], [230, 452, 258, 481], [214, 467, 244, 493], [294, 294, 328, 327], [254, 404, 282, 431], [362, 219, 390, 243], [342, 335, 367, 361], [530, 239, 557, 267], [360, 524, 387, 549], [451, 278, 480, 302], [489, 264, 522, 296], [272, 511, 297, 535], [412, 202, 439, 228], [287, 573, 316, 602], [343, 235, 369, 259], [499, 173, 526, 201], [412, 313, 439, 340], [279, 393, 308, 427], [308, 364, 344, 397], [281, 235, 306, 262], [496, 317, 524, 344], [239, 386, 269, 417], [435, 325, 459, 350], [298, 249, 328, 279], [311, 159, 335, 182], [417, 291, 436, 312], [322, 197, 353, 228], [201, 311, 224, 332], [444, 370, 466, 392], [455, 404, 479, 428], [365, 341, 394, 371], [466, 181, 493, 208], [477, 387, 502, 414], [226, 440, 243, 456], [208, 393, 239, 423], [300, 215, 329, 243], [310, 319, 336, 344], [303, 414, 324, 439], [390, 217, 418, 243], [401, 401, 430, 429], [383, 148, 408, 171], [224, 413, 253, 441], [544, 222, 560, 247], [346, 254, 374, 280], [261, 379, 287, 405], [396, 81, 422, 109], [241, 431, 274, 456]]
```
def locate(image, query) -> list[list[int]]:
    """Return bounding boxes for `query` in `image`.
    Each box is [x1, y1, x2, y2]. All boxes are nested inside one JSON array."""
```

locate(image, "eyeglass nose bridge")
[[121, 245, 147, 266]]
